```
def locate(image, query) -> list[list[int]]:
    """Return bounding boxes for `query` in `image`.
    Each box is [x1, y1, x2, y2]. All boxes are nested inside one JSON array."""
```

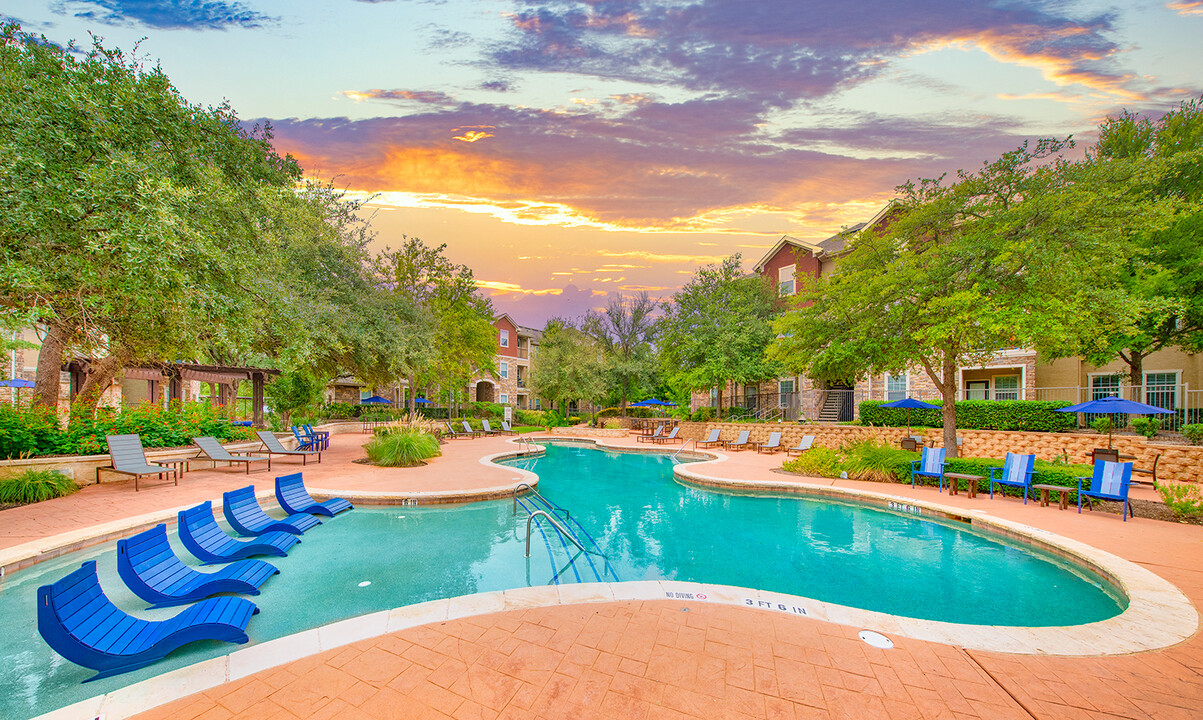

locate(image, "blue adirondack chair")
[[275, 473, 353, 517], [303, 424, 330, 451], [178, 501, 299, 564], [987, 452, 1037, 503], [291, 426, 321, 452], [911, 447, 946, 490], [223, 485, 321, 536], [38, 560, 259, 682], [1078, 461, 1135, 521], [117, 524, 279, 608]]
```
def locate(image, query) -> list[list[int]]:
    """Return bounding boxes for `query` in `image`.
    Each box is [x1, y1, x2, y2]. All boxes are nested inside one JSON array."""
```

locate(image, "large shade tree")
[[581, 291, 658, 410], [530, 318, 606, 414]]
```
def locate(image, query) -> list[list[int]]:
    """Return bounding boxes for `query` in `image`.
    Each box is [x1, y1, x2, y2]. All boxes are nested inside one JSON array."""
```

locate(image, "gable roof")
[[754, 201, 902, 272], [751, 235, 823, 274]]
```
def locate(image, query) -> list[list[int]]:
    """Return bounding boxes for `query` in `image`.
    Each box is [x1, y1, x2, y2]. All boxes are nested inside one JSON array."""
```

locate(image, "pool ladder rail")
[[512, 484, 617, 584], [671, 439, 696, 463]]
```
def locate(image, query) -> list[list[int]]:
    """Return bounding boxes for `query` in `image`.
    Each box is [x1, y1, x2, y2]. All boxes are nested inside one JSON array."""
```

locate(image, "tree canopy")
[[581, 292, 658, 409], [530, 318, 606, 413]]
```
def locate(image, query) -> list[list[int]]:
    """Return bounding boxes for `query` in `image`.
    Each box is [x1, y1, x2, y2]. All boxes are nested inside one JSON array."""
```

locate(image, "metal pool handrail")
[[672, 439, 696, 462], [525, 511, 591, 558], [513, 483, 569, 520]]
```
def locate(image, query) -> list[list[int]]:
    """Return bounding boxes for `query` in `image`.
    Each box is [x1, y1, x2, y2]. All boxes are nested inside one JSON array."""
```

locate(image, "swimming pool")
[[0, 441, 1132, 718]]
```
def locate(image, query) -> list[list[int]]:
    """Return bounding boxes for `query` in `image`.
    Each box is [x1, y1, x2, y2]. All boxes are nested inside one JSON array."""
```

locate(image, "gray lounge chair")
[[758, 432, 783, 454], [723, 430, 752, 451], [786, 435, 815, 456], [480, 420, 502, 435], [637, 426, 664, 444], [697, 429, 723, 448], [499, 421, 517, 435], [256, 430, 321, 465], [194, 436, 272, 474], [460, 421, 483, 438], [97, 434, 178, 491]]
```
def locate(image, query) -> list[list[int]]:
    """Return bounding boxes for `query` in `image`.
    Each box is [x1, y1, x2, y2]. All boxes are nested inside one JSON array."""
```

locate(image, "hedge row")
[[859, 400, 1077, 433]]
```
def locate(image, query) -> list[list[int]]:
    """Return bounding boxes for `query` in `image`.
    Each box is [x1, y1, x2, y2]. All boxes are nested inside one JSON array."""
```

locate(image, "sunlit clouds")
[[1167, 1, 1203, 15]]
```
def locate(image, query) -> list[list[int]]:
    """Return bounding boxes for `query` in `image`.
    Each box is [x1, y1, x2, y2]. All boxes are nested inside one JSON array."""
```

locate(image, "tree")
[[530, 318, 606, 414], [264, 369, 327, 427], [658, 255, 779, 415], [769, 138, 1168, 456], [1067, 99, 1203, 388], [581, 292, 658, 409]]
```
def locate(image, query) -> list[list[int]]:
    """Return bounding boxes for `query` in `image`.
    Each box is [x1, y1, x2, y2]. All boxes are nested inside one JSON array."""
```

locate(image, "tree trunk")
[[1124, 350, 1144, 399], [717, 384, 724, 418], [72, 353, 128, 416], [33, 321, 72, 409], [940, 351, 959, 459], [407, 374, 417, 413]]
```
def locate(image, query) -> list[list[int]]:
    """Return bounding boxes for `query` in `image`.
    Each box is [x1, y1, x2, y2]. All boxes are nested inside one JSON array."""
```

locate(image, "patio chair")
[[257, 430, 321, 465], [223, 485, 321, 536], [637, 425, 664, 444], [696, 429, 723, 448], [910, 447, 946, 490], [443, 422, 466, 439], [275, 472, 353, 517], [178, 501, 298, 564], [1090, 448, 1119, 464], [38, 560, 258, 682], [303, 424, 330, 451], [652, 427, 682, 444], [96, 434, 177, 491], [758, 432, 783, 454], [987, 452, 1037, 503], [291, 426, 322, 452], [117, 524, 278, 608], [786, 436, 815, 456], [724, 430, 753, 451], [460, 421, 483, 438], [500, 421, 518, 435], [1078, 461, 1135, 521], [194, 436, 272, 474], [1132, 453, 1160, 485], [480, 419, 502, 435]]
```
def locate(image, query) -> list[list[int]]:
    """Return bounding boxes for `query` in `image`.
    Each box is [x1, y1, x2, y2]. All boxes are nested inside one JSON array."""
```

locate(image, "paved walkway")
[[7, 430, 1202, 719]]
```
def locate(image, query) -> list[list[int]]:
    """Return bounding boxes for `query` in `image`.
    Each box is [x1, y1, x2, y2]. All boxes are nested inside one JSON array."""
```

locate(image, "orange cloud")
[[1167, 1, 1203, 15], [453, 130, 495, 142]]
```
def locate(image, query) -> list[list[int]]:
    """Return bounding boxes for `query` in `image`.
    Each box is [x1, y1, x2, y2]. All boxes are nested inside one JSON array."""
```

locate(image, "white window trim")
[[500, 361, 509, 379], [499, 394, 508, 404], [499, 329, 509, 347], [993, 374, 1020, 401], [778, 264, 796, 296], [885, 372, 908, 401]]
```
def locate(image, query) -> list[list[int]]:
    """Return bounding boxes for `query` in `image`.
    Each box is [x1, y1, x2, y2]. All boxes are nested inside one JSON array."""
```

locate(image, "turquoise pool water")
[[0, 442, 1125, 718]]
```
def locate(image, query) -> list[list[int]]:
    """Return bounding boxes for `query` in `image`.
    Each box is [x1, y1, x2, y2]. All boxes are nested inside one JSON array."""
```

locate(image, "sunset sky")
[[8, 0, 1203, 325]]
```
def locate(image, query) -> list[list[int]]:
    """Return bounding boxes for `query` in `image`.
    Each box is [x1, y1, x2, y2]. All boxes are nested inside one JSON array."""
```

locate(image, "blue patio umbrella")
[[360, 395, 392, 404], [412, 398, 432, 404], [0, 378, 34, 388], [879, 397, 940, 435], [1055, 395, 1174, 447]]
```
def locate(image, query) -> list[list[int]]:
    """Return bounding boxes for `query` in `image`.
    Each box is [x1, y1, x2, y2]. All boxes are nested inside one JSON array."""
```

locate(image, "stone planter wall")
[[677, 422, 1203, 484], [550, 426, 630, 438]]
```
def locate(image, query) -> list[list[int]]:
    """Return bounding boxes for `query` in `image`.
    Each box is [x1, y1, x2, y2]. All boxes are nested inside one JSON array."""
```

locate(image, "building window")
[[886, 373, 907, 402], [1091, 374, 1121, 400], [534, 398, 541, 409], [994, 375, 1019, 401], [500, 329, 509, 347], [500, 361, 508, 379], [499, 394, 508, 404], [1145, 372, 1178, 410], [778, 264, 796, 296], [778, 379, 794, 408]]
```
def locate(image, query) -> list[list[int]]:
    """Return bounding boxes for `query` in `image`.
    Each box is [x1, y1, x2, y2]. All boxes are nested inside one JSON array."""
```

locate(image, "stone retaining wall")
[[550, 426, 629, 438], [676, 422, 1203, 484]]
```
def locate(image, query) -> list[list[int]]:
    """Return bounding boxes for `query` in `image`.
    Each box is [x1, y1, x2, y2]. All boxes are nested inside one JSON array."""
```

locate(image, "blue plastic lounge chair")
[[96, 434, 177, 490], [257, 430, 321, 465], [652, 427, 682, 444], [988, 452, 1037, 503], [1078, 461, 1135, 521], [786, 436, 815, 456], [697, 429, 723, 448], [275, 473, 353, 517], [724, 430, 753, 451], [117, 524, 278, 608], [303, 424, 330, 450], [291, 426, 321, 451], [224, 485, 321, 536], [37, 560, 258, 682], [911, 447, 946, 490], [758, 432, 783, 454], [178, 501, 298, 564], [194, 436, 272, 474]]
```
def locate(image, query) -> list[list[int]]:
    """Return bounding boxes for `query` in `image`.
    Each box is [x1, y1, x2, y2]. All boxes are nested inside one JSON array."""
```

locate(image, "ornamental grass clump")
[[0, 469, 80, 504], [365, 427, 441, 467], [841, 438, 916, 483]]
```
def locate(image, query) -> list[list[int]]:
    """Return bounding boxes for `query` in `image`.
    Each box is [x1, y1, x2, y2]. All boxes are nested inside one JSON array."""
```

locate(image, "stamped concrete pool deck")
[[7, 430, 1203, 719]]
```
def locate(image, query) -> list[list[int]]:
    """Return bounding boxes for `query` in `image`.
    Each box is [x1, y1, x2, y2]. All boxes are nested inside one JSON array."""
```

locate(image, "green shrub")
[[364, 428, 441, 467], [463, 401, 504, 419], [1183, 424, 1203, 445], [514, 409, 548, 426], [1131, 417, 1161, 439], [1090, 416, 1113, 436], [841, 439, 916, 483], [858, 400, 1076, 433], [782, 446, 844, 478], [882, 453, 1093, 499], [1156, 482, 1203, 519], [0, 404, 62, 458], [691, 406, 716, 422], [0, 469, 80, 504]]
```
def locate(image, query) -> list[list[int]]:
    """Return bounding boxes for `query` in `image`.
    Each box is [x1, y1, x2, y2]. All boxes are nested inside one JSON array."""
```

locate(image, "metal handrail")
[[525, 510, 590, 557], [672, 439, 696, 462], [513, 482, 569, 519]]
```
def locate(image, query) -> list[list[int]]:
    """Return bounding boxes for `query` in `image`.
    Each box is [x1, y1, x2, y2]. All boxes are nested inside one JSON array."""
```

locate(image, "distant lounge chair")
[[758, 432, 784, 454], [696, 429, 723, 448], [1078, 461, 1135, 521], [37, 560, 258, 682], [223, 485, 321, 536], [117, 524, 278, 608], [500, 421, 518, 435], [724, 430, 753, 451], [257, 430, 321, 465], [194, 436, 272, 474], [480, 419, 502, 435], [988, 452, 1037, 503], [178, 501, 298, 564], [786, 436, 815, 456], [637, 426, 664, 444], [460, 421, 483, 438], [96, 434, 177, 491], [911, 447, 946, 490], [291, 426, 322, 451], [652, 427, 682, 444], [443, 422, 467, 439], [275, 472, 353, 517], [303, 424, 330, 451]]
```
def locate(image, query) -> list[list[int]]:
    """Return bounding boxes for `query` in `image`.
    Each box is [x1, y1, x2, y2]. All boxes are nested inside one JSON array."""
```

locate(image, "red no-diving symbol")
[[696, 593, 707, 600]]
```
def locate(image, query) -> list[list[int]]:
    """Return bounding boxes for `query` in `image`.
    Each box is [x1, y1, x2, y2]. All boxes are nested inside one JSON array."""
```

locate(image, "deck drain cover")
[[358, 581, 372, 588], [858, 630, 893, 649]]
